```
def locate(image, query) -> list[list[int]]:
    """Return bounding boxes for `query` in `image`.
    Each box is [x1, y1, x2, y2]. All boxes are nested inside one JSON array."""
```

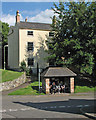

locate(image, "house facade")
[[8, 10, 52, 73], [0, 32, 2, 69]]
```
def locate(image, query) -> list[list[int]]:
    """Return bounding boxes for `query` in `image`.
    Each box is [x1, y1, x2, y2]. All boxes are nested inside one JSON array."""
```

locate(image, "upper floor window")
[[27, 42, 34, 51], [49, 32, 54, 37], [27, 31, 33, 36], [28, 58, 34, 66]]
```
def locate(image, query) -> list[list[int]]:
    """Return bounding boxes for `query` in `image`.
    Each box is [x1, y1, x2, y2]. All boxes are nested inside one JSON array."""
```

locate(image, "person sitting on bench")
[[51, 82, 56, 94], [61, 84, 65, 93]]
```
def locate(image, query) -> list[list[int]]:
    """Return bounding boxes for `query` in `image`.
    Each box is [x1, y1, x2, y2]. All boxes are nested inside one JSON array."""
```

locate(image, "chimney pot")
[[16, 10, 20, 24]]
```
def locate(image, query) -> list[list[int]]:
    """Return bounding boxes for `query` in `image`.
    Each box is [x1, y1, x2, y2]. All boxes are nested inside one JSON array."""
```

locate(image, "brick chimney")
[[16, 10, 20, 23]]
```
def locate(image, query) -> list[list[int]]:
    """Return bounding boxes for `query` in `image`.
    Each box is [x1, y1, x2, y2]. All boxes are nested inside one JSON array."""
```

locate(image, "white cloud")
[[1, 14, 15, 26], [28, 9, 54, 23], [1, 14, 24, 26], [1, 9, 56, 26]]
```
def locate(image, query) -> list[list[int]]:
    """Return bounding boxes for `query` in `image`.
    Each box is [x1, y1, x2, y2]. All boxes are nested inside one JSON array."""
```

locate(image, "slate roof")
[[17, 21, 51, 30], [41, 67, 77, 77], [8, 26, 14, 35]]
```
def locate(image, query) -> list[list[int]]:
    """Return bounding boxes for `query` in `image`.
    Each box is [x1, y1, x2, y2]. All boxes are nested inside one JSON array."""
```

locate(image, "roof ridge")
[[41, 67, 77, 77], [17, 21, 51, 30], [20, 21, 51, 25]]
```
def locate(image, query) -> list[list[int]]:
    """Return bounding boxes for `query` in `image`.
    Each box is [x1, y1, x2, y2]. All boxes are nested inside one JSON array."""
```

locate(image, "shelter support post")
[[45, 78, 50, 94], [70, 77, 74, 93]]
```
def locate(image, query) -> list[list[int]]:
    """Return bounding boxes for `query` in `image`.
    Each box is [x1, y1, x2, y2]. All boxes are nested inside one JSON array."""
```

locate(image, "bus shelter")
[[41, 67, 77, 94]]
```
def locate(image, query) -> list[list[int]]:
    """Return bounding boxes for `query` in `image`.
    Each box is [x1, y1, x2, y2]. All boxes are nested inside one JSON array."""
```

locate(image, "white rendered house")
[[8, 10, 53, 73]]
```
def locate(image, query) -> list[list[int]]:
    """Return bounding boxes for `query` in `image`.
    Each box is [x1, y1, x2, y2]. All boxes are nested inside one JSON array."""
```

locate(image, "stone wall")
[[0, 72, 26, 91]]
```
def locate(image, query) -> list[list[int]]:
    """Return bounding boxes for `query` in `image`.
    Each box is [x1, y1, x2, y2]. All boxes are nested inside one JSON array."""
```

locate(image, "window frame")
[[28, 58, 34, 66], [27, 31, 33, 36], [49, 32, 54, 37], [27, 42, 34, 52]]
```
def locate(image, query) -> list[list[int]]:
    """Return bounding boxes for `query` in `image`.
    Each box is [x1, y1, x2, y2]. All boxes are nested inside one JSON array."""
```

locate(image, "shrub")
[[26, 67, 33, 76], [20, 60, 26, 71]]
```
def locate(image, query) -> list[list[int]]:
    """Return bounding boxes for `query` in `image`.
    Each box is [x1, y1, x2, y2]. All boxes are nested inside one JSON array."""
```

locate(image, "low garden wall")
[[0, 72, 26, 91]]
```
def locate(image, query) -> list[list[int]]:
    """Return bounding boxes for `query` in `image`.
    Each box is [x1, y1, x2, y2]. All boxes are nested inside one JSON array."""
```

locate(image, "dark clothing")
[[50, 84, 56, 94], [52, 84, 56, 90]]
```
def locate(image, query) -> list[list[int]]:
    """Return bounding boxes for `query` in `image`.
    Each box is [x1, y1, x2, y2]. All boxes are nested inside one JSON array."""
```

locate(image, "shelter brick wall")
[[45, 78, 50, 94], [42, 78, 50, 94], [0, 72, 26, 91], [70, 77, 74, 93]]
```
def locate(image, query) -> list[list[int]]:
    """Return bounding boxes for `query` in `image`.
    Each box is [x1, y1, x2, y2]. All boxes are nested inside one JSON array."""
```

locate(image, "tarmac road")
[[1, 92, 95, 119]]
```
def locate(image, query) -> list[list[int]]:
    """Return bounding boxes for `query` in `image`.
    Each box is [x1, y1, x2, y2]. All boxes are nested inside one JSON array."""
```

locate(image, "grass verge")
[[0, 69, 23, 83], [74, 86, 96, 93], [8, 83, 96, 95], [8, 81, 45, 95]]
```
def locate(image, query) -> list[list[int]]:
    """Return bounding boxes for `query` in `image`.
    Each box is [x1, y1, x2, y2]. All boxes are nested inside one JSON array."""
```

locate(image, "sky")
[[1, 0, 93, 26], [1, 2, 59, 26]]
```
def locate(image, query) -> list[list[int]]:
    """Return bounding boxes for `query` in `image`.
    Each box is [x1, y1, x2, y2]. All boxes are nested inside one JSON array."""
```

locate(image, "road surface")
[[1, 93, 95, 119]]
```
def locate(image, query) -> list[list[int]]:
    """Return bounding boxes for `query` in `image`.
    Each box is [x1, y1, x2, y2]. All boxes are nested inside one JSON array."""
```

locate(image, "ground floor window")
[[28, 58, 34, 66]]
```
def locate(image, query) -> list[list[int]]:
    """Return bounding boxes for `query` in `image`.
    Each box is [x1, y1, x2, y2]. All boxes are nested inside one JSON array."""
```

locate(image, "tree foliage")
[[0, 21, 9, 46], [46, 2, 96, 77], [0, 21, 9, 68]]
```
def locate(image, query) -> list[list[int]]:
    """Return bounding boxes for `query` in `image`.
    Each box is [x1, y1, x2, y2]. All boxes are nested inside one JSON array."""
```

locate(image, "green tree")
[[46, 2, 96, 78], [1, 21, 9, 46], [0, 21, 9, 68]]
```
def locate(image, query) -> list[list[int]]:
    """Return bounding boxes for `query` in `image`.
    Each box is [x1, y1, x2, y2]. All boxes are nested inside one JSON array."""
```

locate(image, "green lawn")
[[8, 81, 96, 95], [8, 81, 45, 95], [0, 69, 23, 83], [74, 86, 96, 93]]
